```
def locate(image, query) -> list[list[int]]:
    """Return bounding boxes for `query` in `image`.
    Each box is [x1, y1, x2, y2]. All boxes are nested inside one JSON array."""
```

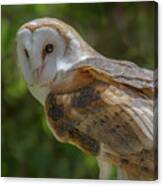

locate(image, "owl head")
[[17, 18, 99, 104]]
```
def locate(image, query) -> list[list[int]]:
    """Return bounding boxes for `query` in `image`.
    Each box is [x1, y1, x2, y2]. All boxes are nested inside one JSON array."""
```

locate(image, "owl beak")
[[32, 63, 45, 83], [33, 68, 40, 83]]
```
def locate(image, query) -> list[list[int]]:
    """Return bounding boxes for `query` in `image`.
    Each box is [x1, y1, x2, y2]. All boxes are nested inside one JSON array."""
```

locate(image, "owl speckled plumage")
[[16, 18, 157, 180]]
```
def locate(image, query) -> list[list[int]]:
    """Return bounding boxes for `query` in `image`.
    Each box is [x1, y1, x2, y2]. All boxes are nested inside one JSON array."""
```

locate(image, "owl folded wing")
[[45, 58, 156, 179]]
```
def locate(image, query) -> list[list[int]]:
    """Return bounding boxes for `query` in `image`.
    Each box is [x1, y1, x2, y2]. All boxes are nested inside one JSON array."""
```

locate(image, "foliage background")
[[2, 2, 156, 179]]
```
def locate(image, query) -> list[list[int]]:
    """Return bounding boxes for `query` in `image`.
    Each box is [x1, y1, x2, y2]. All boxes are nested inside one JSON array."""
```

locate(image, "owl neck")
[[64, 28, 103, 65]]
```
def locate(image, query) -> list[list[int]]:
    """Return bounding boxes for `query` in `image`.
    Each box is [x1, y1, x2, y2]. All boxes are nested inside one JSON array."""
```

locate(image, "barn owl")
[[16, 18, 157, 180]]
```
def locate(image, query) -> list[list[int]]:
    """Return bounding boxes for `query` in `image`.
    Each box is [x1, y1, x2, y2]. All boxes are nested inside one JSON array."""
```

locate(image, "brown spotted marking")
[[72, 86, 100, 108], [47, 93, 64, 121], [69, 128, 100, 155], [121, 158, 129, 165]]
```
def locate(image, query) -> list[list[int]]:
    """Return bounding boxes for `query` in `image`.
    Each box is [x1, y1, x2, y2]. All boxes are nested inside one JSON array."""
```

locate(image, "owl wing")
[[46, 81, 153, 152], [45, 57, 156, 179], [69, 57, 156, 97]]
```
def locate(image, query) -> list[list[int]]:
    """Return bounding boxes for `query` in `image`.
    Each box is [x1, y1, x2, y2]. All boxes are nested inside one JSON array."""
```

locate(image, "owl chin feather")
[[28, 84, 50, 105]]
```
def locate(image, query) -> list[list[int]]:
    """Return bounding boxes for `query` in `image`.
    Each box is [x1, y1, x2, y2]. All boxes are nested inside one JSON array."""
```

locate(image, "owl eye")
[[24, 48, 29, 58], [45, 44, 54, 54]]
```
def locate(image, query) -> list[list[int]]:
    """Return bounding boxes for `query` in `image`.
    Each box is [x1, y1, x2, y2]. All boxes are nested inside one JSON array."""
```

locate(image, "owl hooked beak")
[[32, 63, 46, 85]]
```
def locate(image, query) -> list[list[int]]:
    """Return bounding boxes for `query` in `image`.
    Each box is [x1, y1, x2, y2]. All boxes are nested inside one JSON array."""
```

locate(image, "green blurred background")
[[2, 2, 156, 179]]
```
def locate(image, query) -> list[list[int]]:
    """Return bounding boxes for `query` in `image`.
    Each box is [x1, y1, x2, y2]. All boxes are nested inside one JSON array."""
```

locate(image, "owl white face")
[[16, 22, 69, 104], [17, 26, 65, 86]]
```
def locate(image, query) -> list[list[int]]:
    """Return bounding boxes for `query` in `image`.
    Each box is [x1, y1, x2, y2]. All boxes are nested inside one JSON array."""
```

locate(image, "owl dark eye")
[[45, 44, 54, 54], [24, 48, 29, 58]]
